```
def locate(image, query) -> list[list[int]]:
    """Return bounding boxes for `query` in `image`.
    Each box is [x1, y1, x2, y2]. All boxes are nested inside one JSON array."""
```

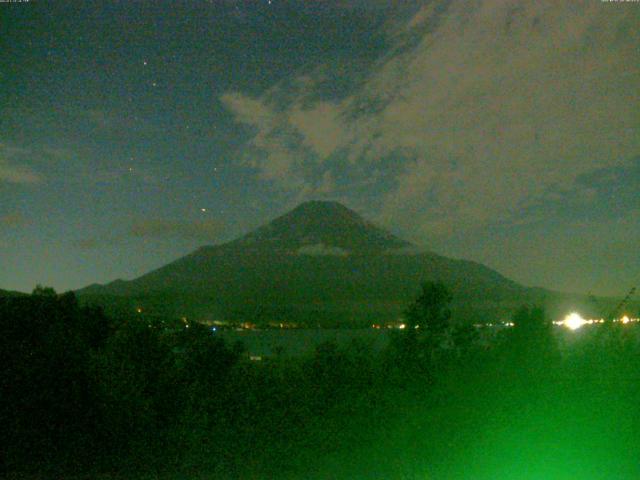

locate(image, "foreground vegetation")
[[1, 285, 639, 479]]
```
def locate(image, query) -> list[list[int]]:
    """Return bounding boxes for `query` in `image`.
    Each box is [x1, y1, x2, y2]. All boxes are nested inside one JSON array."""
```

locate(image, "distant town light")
[[563, 312, 587, 331]]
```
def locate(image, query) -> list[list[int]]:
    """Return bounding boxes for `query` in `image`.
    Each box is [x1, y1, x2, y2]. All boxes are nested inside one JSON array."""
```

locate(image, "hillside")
[[0, 289, 27, 298]]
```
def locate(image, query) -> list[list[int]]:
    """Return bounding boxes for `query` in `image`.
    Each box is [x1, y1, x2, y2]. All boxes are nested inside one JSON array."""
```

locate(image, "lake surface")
[[217, 328, 393, 358]]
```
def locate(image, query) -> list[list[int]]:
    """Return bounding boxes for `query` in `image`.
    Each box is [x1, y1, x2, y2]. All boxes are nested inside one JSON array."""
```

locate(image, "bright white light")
[[621, 315, 630, 324], [563, 312, 587, 331]]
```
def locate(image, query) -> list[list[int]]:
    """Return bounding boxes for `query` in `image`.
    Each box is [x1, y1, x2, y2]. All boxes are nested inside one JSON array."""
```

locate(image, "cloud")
[[0, 214, 27, 251], [80, 108, 158, 134], [219, 92, 308, 189], [221, 0, 640, 240], [219, 93, 274, 127], [0, 144, 42, 184], [0, 213, 26, 227], [75, 218, 222, 249], [520, 155, 640, 224], [0, 162, 41, 184], [74, 238, 102, 250], [465, 207, 640, 296], [288, 103, 347, 159], [130, 219, 221, 241], [0, 213, 27, 238]]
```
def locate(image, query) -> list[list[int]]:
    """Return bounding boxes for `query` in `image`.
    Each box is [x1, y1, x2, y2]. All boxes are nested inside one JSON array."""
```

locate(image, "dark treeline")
[[1, 283, 639, 479]]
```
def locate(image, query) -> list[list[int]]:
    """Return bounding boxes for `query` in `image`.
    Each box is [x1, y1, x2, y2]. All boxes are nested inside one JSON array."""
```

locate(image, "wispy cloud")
[[130, 219, 221, 241], [0, 144, 43, 184], [0, 213, 26, 227], [219, 92, 309, 189], [75, 218, 222, 249], [74, 238, 103, 250]]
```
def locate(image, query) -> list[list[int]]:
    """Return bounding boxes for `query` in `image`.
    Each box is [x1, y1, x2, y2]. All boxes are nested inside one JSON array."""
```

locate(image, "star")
[[201, 208, 207, 212]]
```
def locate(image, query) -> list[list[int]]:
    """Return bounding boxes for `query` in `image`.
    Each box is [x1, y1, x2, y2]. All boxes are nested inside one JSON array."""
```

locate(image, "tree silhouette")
[[32, 284, 57, 297], [504, 305, 559, 380], [405, 281, 452, 335], [389, 281, 453, 374], [510, 305, 555, 354]]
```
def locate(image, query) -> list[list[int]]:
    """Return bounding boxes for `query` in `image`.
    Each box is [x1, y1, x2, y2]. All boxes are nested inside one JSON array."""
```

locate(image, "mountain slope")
[[0, 288, 27, 298], [78, 201, 564, 324]]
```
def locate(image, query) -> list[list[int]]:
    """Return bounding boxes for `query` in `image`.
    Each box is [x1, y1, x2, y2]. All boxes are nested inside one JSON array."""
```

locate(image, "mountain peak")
[[232, 200, 411, 253], [290, 200, 359, 215]]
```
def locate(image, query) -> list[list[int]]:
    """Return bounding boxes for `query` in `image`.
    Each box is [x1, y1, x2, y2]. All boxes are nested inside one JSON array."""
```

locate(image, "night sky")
[[1, 0, 638, 296]]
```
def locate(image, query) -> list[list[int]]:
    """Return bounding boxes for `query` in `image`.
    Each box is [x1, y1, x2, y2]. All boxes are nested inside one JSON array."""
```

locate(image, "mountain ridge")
[[76, 201, 577, 324]]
